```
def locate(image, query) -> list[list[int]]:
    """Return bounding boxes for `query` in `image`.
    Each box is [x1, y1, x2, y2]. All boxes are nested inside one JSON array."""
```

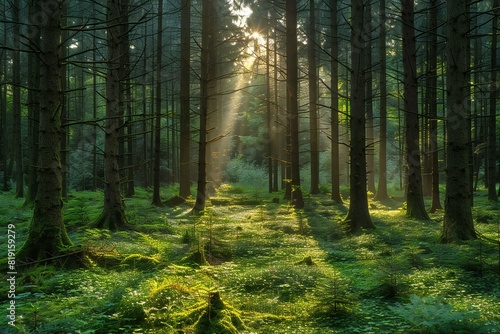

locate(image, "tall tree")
[[365, 0, 375, 194], [374, 0, 389, 201], [487, 0, 498, 201], [286, 0, 304, 209], [402, 0, 430, 220], [17, 0, 73, 261], [308, 0, 320, 195], [24, 0, 41, 206], [179, 0, 191, 198], [193, 0, 216, 213], [330, 0, 343, 203], [441, 0, 476, 242], [152, 0, 164, 206], [428, 0, 442, 212], [343, 0, 374, 231], [93, 0, 129, 229], [12, 0, 23, 198]]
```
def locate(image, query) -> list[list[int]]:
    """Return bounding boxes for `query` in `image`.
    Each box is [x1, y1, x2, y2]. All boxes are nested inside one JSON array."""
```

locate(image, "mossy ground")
[[1, 185, 499, 333]]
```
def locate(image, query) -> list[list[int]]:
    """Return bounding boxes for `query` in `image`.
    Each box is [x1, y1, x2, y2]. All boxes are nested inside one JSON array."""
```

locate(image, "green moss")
[[121, 254, 161, 270]]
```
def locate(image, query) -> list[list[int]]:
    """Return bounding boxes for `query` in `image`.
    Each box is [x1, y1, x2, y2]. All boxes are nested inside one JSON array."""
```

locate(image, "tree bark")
[[441, 0, 476, 242], [286, 0, 304, 209], [152, 0, 164, 206], [487, 0, 498, 201], [309, 0, 320, 195], [330, 0, 343, 203], [374, 0, 389, 201], [93, 0, 129, 229], [12, 0, 23, 198], [344, 0, 374, 231], [179, 0, 191, 198], [365, 1, 375, 194], [402, 0, 430, 220], [193, 0, 216, 213], [18, 0, 73, 262], [24, 0, 41, 206], [428, 0, 442, 212]]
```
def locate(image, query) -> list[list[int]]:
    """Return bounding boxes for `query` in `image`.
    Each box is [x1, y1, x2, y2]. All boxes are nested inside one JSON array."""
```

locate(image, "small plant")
[[390, 295, 481, 333], [376, 253, 408, 299], [314, 269, 357, 317]]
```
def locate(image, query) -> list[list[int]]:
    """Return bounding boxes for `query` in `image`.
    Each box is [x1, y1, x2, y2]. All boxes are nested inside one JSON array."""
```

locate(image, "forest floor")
[[1, 185, 500, 333]]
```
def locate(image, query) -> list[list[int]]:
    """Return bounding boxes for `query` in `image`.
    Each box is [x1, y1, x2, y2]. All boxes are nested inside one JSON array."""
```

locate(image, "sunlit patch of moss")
[[121, 253, 161, 270]]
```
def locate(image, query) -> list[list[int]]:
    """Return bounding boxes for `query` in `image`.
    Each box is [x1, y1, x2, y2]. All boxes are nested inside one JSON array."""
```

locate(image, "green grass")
[[1, 186, 500, 333]]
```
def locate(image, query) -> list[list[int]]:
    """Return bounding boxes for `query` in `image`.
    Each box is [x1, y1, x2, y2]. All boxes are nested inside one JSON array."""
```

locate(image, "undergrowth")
[[0, 186, 499, 333]]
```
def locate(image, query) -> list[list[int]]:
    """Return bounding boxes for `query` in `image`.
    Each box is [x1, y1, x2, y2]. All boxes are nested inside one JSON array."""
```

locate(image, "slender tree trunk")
[[18, 0, 73, 261], [286, 0, 304, 209], [60, 2, 68, 200], [487, 0, 498, 201], [152, 0, 164, 206], [365, 1, 375, 194], [179, 0, 191, 198], [266, 24, 273, 193], [308, 0, 319, 195], [428, 0, 442, 212], [93, 0, 129, 230], [330, 0, 342, 203], [375, 0, 389, 201], [441, 0, 476, 242], [193, 0, 215, 213], [344, 0, 374, 231], [24, 0, 41, 205], [12, 0, 23, 198], [402, 0, 430, 220]]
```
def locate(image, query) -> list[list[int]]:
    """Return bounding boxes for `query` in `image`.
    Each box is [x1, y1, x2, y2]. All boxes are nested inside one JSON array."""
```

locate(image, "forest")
[[1, 0, 500, 332]]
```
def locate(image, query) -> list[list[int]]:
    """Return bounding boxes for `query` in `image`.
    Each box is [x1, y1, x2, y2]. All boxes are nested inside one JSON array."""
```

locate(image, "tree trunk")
[[365, 2, 375, 194], [18, 0, 73, 262], [12, 0, 23, 198], [402, 0, 430, 220], [24, 0, 41, 206], [266, 23, 273, 193], [330, 0, 343, 203], [344, 0, 374, 231], [286, 0, 304, 209], [441, 0, 476, 242], [152, 0, 164, 206], [193, 0, 216, 213], [428, 0, 442, 212], [487, 0, 498, 201], [93, 0, 129, 230], [309, 0, 320, 195], [1, 28, 9, 191], [374, 0, 389, 201], [179, 0, 191, 198]]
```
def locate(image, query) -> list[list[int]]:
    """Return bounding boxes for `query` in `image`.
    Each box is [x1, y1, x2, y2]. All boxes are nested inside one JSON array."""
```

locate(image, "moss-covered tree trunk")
[[343, 0, 374, 231], [93, 0, 128, 229], [441, 0, 476, 242], [402, 0, 430, 220], [18, 0, 73, 262]]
